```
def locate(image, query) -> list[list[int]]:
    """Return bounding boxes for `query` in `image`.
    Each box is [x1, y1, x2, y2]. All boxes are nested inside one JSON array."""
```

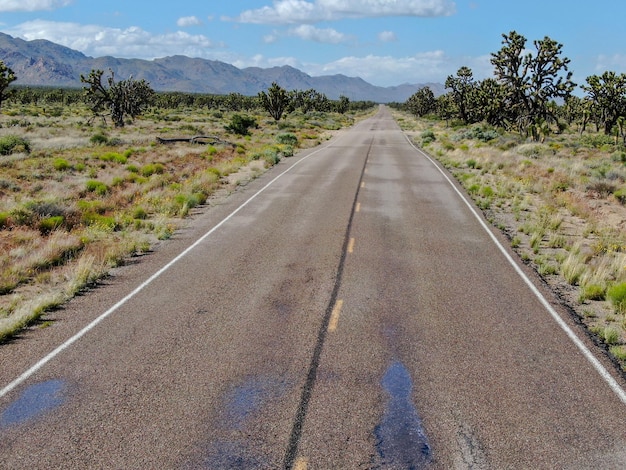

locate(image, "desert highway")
[[1, 107, 626, 469]]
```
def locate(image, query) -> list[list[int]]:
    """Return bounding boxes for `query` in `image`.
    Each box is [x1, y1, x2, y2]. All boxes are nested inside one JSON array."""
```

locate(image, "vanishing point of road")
[[1, 107, 626, 469]]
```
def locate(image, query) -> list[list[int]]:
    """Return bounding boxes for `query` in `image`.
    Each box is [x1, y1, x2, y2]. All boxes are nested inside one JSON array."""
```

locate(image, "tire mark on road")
[[283, 137, 373, 469]]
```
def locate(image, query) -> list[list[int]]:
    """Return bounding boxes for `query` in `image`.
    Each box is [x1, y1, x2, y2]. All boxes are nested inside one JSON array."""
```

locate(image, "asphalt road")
[[1, 107, 626, 469]]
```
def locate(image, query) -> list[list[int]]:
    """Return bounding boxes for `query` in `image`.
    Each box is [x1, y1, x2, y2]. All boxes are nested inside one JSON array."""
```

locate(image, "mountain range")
[[0, 32, 444, 103]]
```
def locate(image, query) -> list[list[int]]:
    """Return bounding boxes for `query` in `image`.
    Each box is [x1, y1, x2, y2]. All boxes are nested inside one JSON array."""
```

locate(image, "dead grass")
[[0, 102, 369, 342]]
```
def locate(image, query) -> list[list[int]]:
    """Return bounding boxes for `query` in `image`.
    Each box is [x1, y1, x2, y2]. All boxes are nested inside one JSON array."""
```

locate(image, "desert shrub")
[[141, 163, 165, 177], [206, 167, 221, 178], [99, 152, 128, 164], [263, 148, 281, 166], [587, 180, 616, 198], [90, 132, 109, 145], [455, 126, 499, 142], [0, 135, 31, 155], [611, 150, 626, 163], [614, 187, 626, 204], [579, 284, 606, 302], [82, 212, 118, 230], [480, 186, 494, 198], [579, 133, 614, 149], [85, 180, 109, 195], [39, 216, 64, 234], [280, 145, 294, 157], [132, 207, 148, 220], [421, 130, 436, 145], [517, 143, 551, 158], [53, 158, 71, 171], [277, 133, 298, 146], [171, 193, 206, 216], [607, 282, 626, 314], [0, 179, 20, 192], [0, 212, 9, 228], [225, 114, 257, 136]]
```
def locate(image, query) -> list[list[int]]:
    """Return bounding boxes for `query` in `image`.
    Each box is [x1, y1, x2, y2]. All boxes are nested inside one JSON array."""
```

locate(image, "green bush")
[[480, 186, 494, 198], [421, 130, 436, 145], [614, 187, 626, 204], [225, 114, 257, 136], [580, 133, 614, 149], [39, 216, 64, 234], [132, 207, 148, 220], [0, 135, 31, 155], [0, 212, 9, 228], [90, 132, 109, 145], [141, 163, 165, 177], [53, 158, 71, 171], [456, 126, 499, 142], [85, 180, 109, 195], [263, 149, 281, 166], [99, 152, 128, 164], [171, 193, 206, 216], [580, 284, 605, 301], [277, 133, 298, 146], [607, 282, 626, 313], [280, 145, 294, 157], [82, 213, 118, 230]]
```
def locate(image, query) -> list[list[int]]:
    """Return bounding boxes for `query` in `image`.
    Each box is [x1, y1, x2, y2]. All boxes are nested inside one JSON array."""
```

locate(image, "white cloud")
[[263, 31, 280, 44], [232, 50, 463, 86], [263, 24, 350, 44], [177, 16, 203, 28], [7, 20, 218, 59], [288, 25, 350, 43], [0, 0, 72, 12], [307, 51, 456, 85], [233, 54, 301, 69], [378, 31, 397, 42], [233, 0, 456, 24], [595, 54, 626, 73]]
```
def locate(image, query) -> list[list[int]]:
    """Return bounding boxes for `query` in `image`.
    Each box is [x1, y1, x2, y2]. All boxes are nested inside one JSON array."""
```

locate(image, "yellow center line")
[[348, 237, 356, 253], [361, 181, 365, 189], [294, 457, 308, 470], [356, 202, 361, 213], [328, 299, 343, 333]]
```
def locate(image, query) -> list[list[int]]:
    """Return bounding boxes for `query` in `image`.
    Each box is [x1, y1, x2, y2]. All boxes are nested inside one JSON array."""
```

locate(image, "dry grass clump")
[[395, 111, 626, 371], [0, 102, 368, 341]]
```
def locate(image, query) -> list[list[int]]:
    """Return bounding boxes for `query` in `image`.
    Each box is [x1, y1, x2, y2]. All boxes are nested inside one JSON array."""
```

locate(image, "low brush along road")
[[2, 107, 626, 469]]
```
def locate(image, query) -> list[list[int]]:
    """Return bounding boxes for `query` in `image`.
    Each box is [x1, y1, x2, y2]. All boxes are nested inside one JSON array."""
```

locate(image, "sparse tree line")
[[398, 30, 626, 143], [0, 62, 374, 127]]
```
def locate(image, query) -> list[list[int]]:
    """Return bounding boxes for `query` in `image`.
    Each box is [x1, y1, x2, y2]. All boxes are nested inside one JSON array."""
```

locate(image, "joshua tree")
[[258, 82, 290, 121], [0, 60, 17, 111], [81, 69, 154, 127]]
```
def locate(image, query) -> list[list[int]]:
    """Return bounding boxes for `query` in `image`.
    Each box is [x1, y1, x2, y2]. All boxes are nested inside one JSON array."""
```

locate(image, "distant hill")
[[0, 32, 445, 102]]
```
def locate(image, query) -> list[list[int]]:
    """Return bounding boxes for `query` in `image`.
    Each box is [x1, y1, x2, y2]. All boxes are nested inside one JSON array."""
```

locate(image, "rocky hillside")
[[0, 32, 444, 102]]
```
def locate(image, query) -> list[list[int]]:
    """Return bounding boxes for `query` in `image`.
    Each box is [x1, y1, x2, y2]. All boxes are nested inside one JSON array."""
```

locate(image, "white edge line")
[[405, 135, 626, 405], [0, 139, 338, 399]]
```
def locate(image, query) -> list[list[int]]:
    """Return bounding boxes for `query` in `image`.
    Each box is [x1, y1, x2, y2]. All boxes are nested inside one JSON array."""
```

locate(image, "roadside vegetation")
[[393, 30, 626, 372], [0, 79, 376, 342]]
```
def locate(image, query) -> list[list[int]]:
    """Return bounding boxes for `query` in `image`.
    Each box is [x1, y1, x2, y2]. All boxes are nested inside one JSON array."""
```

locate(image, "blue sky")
[[1, 0, 625, 88]]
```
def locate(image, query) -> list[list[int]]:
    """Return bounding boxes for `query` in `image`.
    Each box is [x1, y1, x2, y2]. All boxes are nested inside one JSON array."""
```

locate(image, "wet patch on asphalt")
[[374, 361, 432, 469], [1, 379, 66, 428], [197, 375, 287, 468]]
